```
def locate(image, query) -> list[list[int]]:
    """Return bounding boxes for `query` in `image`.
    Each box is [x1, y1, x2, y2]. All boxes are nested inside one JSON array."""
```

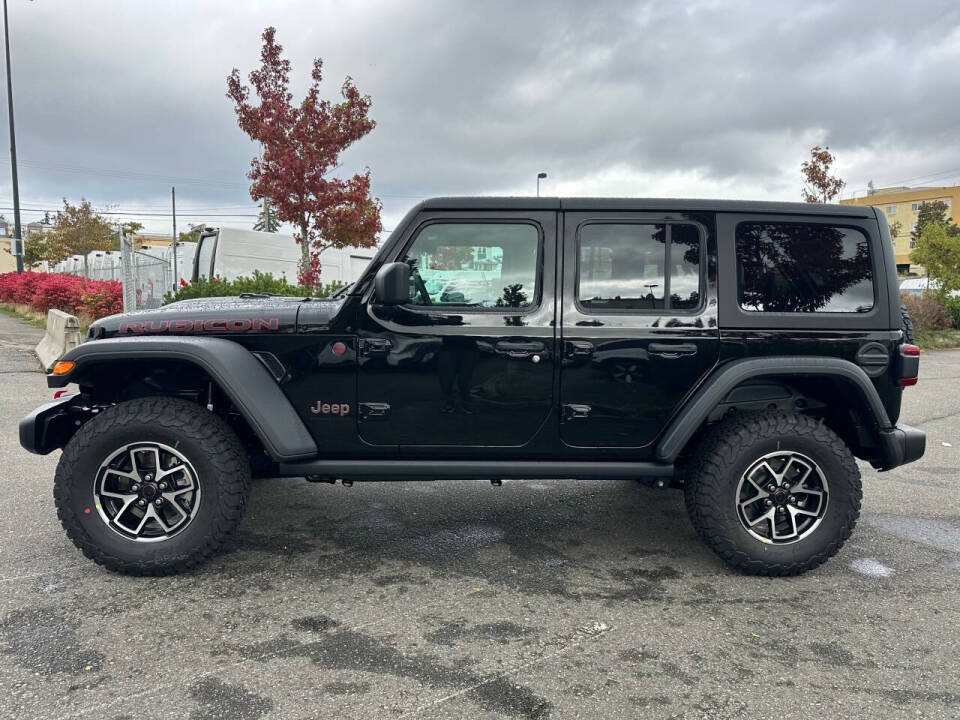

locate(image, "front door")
[[559, 211, 719, 450], [357, 210, 557, 449]]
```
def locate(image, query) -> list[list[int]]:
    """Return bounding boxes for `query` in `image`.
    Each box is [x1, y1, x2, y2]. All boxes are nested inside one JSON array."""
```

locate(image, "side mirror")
[[374, 262, 411, 305]]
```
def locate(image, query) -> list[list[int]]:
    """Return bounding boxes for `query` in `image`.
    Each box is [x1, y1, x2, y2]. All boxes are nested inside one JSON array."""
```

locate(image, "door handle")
[[495, 340, 545, 359], [566, 341, 594, 358], [648, 342, 698, 358], [360, 338, 392, 356]]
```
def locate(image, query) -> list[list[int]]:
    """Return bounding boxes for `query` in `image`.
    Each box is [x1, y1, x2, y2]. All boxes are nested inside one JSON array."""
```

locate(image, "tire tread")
[[683, 410, 862, 576], [53, 397, 250, 575]]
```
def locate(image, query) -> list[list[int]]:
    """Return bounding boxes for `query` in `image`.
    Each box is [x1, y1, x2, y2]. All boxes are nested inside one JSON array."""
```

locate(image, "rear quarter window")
[[736, 222, 874, 313]]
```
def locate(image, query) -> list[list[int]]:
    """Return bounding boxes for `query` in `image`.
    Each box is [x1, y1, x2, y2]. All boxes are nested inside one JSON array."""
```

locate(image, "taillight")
[[899, 344, 920, 387], [53, 389, 69, 399]]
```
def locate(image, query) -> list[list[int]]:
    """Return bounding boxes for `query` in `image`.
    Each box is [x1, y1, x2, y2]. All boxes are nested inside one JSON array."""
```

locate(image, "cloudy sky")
[[2, 0, 959, 235]]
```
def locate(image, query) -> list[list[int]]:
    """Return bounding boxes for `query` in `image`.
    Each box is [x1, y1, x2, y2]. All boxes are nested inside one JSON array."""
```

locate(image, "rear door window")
[[577, 222, 702, 311], [735, 222, 874, 313]]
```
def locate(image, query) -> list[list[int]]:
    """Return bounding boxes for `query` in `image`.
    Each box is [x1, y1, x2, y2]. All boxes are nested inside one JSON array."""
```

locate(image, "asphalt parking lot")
[[1, 311, 958, 720]]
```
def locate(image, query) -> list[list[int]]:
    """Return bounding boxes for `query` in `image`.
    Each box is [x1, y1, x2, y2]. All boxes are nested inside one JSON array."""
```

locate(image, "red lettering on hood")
[[117, 317, 280, 334]]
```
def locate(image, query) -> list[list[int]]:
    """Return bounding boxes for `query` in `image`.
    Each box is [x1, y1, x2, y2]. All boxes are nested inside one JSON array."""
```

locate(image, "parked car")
[[20, 197, 924, 576], [899, 276, 960, 297], [192, 227, 376, 285]]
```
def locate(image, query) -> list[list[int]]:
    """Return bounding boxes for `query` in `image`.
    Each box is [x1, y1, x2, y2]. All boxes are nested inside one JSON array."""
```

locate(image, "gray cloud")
[[0, 0, 957, 233]]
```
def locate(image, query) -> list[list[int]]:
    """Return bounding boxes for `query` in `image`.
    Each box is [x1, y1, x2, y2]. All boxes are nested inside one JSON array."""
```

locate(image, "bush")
[[901, 291, 950, 331], [945, 295, 960, 330], [163, 269, 343, 305], [0, 271, 123, 321], [31, 273, 83, 314]]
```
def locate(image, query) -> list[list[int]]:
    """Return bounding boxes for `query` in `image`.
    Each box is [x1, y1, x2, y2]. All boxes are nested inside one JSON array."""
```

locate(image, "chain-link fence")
[[52, 234, 196, 311]]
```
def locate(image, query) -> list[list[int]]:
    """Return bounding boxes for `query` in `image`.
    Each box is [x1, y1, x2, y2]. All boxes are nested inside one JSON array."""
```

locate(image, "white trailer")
[[192, 227, 376, 286]]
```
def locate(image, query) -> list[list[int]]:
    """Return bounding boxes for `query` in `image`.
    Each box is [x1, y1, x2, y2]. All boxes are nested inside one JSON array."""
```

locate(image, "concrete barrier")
[[35, 309, 82, 372]]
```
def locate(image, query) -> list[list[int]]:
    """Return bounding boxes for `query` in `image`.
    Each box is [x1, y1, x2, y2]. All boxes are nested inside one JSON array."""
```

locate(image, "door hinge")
[[359, 402, 391, 421], [562, 404, 592, 421], [359, 338, 392, 356]]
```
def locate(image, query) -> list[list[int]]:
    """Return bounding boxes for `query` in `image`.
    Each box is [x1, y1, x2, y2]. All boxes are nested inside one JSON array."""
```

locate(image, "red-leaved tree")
[[227, 27, 382, 288]]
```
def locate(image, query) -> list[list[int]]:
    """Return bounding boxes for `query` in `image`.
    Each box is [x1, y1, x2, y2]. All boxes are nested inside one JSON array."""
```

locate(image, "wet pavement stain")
[[188, 677, 274, 720], [224, 626, 551, 718], [292, 615, 340, 633], [323, 680, 371, 695], [0, 607, 105, 676], [808, 641, 856, 667], [286, 497, 687, 601], [424, 619, 534, 646]]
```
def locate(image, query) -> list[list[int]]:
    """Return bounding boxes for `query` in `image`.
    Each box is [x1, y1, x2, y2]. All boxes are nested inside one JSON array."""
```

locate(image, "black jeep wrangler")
[[20, 197, 925, 576]]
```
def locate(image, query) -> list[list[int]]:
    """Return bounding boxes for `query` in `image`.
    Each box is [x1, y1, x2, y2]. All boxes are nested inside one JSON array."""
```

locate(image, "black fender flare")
[[654, 356, 891, 463], [49, 336, 317, 462]]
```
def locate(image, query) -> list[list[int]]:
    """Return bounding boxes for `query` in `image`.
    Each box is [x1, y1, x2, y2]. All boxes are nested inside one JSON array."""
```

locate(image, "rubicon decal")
[[118, 317, 280, 334]]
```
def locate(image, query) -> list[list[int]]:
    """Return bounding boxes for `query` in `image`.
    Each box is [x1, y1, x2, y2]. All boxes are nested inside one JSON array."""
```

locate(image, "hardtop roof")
[[420, 196, 875, 217]]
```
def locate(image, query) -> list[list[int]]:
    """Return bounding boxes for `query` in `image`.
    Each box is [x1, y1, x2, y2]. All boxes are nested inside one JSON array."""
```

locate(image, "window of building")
[[886, 205, 897, 214], [402, 223, 539, 308], [911, 202, 921, 211], [577, 223, 701, 311], [736, 222, 874, 313]]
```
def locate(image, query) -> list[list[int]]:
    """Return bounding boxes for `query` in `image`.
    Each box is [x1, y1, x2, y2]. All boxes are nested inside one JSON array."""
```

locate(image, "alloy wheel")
[[735, 450, 829, 544], [93, 442, 201, 543]]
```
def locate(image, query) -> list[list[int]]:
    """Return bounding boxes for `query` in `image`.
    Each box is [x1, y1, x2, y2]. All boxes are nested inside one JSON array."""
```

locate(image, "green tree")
[[21, 230, 67, 269], [888, 219, 903, 240], [254, 199, 280, 232], [911, 222, 960, 295], [910, 200, 960, 247], [801, 146, 845, 203], [50, 199, 117, 276]]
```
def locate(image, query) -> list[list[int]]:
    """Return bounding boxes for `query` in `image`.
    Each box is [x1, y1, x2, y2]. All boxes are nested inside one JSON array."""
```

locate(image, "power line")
[[842, 167, 960, 198], [0, 155, 430, 199]]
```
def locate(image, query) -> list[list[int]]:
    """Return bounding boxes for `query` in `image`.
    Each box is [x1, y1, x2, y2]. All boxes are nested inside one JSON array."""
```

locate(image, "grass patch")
[[914, 328, 960, 350], [0, 302, 48, 329], [0, 303, 93, 332]]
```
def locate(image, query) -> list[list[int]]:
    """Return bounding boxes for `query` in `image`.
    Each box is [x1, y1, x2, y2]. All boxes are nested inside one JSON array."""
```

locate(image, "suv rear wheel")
[[684, 410, 861, 576], [54, 397, 250, 575]]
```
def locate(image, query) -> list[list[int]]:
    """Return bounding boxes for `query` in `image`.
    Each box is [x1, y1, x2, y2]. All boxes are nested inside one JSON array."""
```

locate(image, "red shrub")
[[0, 271, 123, 320], [32, 273, 84, 314], [10, 270, 43, 305], [79, 280, 123, 319], [0, 271, 22, 302]]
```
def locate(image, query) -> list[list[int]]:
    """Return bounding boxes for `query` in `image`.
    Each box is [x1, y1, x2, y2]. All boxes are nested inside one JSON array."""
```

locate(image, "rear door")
[[559, 210, 719, 450]]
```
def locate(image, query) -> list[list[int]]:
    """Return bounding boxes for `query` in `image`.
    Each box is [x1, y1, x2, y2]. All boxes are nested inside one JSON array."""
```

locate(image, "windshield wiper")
[[330, 283, 353, 299]]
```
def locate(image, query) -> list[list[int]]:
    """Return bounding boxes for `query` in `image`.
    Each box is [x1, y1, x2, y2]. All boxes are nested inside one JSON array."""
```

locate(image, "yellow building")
[[841, 185, 960, 273]]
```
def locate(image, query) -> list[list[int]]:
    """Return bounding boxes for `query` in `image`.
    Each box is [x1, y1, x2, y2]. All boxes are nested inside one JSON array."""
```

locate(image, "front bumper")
[[19, 393, 82, 455], [874, 424, 926, 471]]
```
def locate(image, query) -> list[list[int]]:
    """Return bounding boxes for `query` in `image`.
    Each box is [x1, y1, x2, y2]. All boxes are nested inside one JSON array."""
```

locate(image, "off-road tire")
[[54, 397, 250, 575], [684, 410, 861, 576], [901, 303, 915, 344]]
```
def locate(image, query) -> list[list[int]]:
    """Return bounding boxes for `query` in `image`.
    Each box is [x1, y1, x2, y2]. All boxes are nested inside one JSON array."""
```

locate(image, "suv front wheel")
[[54, 397, 251, 575], [684, 410, 862, 576]]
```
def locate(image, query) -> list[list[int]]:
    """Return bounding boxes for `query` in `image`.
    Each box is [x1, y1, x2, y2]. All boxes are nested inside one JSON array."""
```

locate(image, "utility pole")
[[3, 0, 22, 273], [171, 186, 178, 292]]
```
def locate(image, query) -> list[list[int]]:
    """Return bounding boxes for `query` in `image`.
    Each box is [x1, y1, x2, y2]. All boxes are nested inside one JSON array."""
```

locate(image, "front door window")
[[400, 223, 539, 309]]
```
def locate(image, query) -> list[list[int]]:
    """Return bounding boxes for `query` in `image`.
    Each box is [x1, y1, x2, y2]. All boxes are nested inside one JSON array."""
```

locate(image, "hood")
[[88, 295, 346, 339]]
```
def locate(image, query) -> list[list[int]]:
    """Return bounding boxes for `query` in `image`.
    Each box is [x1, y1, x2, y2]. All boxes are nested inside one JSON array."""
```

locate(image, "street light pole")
[[536, 172, 547, 197], [3, 0, 22, 273], [171, 186, 178, 292]]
